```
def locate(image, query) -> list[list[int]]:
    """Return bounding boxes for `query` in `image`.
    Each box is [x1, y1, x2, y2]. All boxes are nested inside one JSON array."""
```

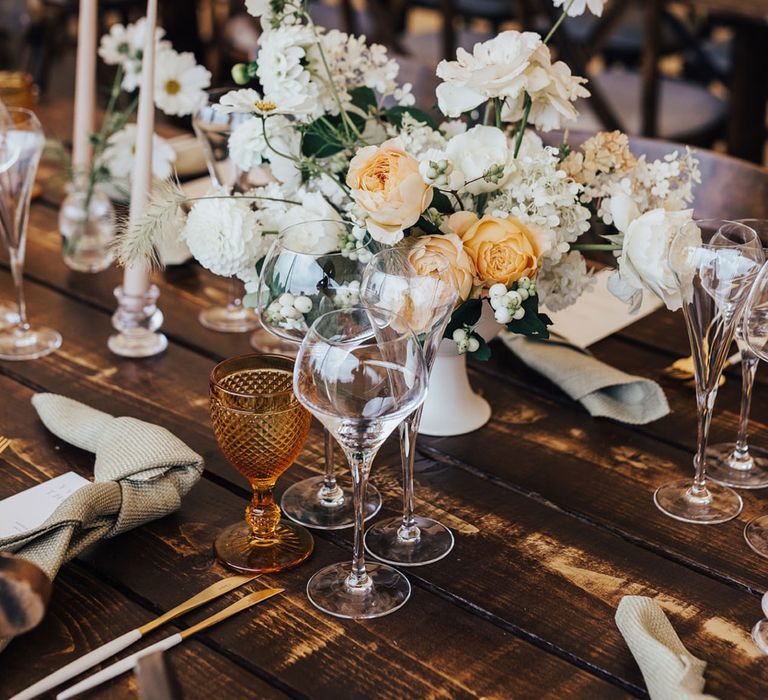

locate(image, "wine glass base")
[[706, 443, 768, 489], [306, 561, 411, 619], [250, 328, 298, 356], [744, 515, 768, 558], [199, 306, 260, 333], [752, 618, 768, 655], [0, 326, 62, 361], [281, 476, 382, 530], [214, 519, 314, 574], [654, 479, 743, 524], [364, 516, 454, 566], [0, 304, 19, 331]]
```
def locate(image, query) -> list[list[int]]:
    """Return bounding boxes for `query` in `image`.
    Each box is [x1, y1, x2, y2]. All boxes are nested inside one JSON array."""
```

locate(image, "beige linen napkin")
[[616, 596, 718, 700], [0, 394, 204, 581], [499, 332, 670, 425]]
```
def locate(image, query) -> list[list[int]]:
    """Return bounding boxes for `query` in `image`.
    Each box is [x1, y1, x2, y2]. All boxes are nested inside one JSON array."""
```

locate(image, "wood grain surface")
[[1, 105, 767, 699]]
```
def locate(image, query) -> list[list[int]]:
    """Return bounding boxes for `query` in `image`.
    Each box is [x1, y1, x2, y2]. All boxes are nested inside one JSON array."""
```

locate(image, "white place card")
[[548, 269, 663, 348], [0, 472, 90, 538]]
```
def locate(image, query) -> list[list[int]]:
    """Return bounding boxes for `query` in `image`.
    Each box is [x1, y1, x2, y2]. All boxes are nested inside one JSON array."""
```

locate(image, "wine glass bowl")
[[210, 353, 314, 573], [257, 223, 382, 530], [654, 219, 765, 524], [294, 308, 429, 618]]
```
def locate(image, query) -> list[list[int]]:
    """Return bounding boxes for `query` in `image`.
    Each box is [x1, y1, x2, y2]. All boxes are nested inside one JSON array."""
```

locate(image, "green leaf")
[[301, 122, 346, 158], [444, 298, 483, 338], [349, 87, 377, 114], [416, 216, 441, 235], [505, 295, 552, 339], [430, 189, 454, 214], [386, 106, 438, 130]]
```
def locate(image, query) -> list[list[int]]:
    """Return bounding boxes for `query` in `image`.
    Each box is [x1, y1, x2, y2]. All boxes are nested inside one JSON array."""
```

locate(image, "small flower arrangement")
[[120, 0, 700, 357]]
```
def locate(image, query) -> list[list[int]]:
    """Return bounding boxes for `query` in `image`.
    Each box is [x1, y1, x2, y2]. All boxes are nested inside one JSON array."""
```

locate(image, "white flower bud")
[[494, 308, 513, 324], [278, 293, 295, 307], [489, 283, 507, 299], [518, 288, 529, 301], [505, 290, 522, 307], [518, 276, 531, 289], [282, 305, 301, 320], [490, 296, 504, 311], [293, 295, 312, 314], [467, 337, 480, 352], [513, 307, 525, 320], [453, 328, 468, 343]]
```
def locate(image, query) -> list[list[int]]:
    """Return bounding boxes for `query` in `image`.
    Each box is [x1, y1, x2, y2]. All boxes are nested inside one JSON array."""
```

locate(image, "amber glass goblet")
[[210, 353, 314, 573]]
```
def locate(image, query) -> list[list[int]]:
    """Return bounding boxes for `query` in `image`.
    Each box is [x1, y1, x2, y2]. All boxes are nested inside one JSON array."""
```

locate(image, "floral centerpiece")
[[120, 0, 700, 360]]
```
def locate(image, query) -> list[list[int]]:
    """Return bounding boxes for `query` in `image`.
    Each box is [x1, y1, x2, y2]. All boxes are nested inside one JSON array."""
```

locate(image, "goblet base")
[[306, 561, 410, 619], [752, 618, 768, 655], [199, 305, 260, 333], [364, 516, 454, 566], [281, 476, 381, 530], [654, 478, 743, 524], [744, 515, 768, 558], [707, 443, 768, 489], [214, 519, 314, 574], [0, 326, 62, 361]]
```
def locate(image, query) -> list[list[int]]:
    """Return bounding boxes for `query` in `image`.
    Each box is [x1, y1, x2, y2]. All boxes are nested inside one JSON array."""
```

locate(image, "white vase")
[[420, 302, 500, 437]]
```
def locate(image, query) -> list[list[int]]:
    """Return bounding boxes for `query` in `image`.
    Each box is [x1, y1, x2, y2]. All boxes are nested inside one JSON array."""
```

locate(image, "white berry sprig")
[[489, 276, 537, 324]]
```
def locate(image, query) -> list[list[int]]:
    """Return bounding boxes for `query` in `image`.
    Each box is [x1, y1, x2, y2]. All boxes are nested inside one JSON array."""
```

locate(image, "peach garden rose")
[[346, 138, 433, 245], [408, 233, 478, 302]]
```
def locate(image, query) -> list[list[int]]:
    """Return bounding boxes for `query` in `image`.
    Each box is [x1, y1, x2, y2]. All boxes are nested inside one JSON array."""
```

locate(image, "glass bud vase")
[[59, 183, 116, 273]]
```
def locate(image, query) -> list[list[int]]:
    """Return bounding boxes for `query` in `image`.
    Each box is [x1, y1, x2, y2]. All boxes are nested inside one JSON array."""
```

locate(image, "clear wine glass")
[[654, 219, 765, 523], [707, 219, 768, 489], [192, 87, 259, 334], [256, 220, 382, 530], [294, 307, 429, 618], [738, 261, 768, 558], [0, 108, 62, 361], [360, 245, 460, 566]]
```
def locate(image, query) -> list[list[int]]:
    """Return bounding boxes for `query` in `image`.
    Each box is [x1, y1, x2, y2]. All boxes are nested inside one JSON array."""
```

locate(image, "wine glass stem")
[[9, 248, 29, 331], [398, 409, 421, 542], [320, 429, 343, 504], [227, 277, 243, 313], [692, 386, 716, 495], [734, 352, 759, 461], [345, 449, 374, 589]]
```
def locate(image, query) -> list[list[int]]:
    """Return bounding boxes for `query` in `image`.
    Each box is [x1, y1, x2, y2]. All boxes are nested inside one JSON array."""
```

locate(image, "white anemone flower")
[[153, 49, 211, 117], [553, 0, 605, 17], [102, 124, 176, 180]]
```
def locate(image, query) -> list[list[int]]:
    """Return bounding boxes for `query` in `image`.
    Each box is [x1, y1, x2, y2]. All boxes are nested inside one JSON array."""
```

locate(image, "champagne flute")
[[192, 88, 259, 333], [294, 308, 429, 618], [360, 245, 460, 566], [210, 353, 314, 573], [0, 108, 62, 360], [654, 219, 764, 523], [738, 262, 768, 560], [256, 221, 382, 530], [706, 219, 768, 489]]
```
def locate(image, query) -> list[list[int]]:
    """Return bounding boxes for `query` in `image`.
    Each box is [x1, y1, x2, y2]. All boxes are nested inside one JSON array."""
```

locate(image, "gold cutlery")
[[664, 351, 741, 383], [0, 435, 10, 455], [11, 574, 259, 700], [57, 587, 284, 700]]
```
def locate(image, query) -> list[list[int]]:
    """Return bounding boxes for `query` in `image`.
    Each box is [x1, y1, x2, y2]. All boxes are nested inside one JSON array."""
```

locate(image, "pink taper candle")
[[72, 0, 97, 174], [122, 0, 158, 297]]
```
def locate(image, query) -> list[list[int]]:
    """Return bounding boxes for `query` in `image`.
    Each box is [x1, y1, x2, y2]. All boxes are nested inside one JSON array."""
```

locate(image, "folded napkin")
[[499, 332, 670, 425], [616, 596, 718, 700], [0, 394, 204, 582]]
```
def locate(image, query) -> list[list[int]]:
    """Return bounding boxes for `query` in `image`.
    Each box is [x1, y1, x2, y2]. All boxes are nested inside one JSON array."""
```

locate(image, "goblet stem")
[[246, 486, 281, 542], [9, 247, 29, 332], [319, 429, 344, 506], [733, 351, 759, 465], [345, 449, 375, 589], [398, 409, 421, 541]]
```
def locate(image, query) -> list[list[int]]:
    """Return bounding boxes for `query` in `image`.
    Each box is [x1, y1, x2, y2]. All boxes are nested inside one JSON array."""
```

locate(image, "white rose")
[[445, 125, 511, 194], [609, 194, 697, 311]]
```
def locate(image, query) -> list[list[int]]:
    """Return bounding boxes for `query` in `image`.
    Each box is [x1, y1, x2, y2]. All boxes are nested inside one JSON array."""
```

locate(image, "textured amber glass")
[[210, 354, 314, 573]]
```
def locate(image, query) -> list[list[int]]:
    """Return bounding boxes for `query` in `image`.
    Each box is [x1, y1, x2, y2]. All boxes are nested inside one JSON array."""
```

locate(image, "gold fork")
[[0, 436, 10, 455], [664, 351, 741, 383]]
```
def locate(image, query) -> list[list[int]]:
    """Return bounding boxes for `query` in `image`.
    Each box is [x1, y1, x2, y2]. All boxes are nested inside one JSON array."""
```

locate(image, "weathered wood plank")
[[0, 372, 625, 699]]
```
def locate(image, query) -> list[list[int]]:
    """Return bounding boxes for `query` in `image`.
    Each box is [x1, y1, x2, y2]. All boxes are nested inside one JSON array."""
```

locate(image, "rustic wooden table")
[[1, 105, 768, 699]]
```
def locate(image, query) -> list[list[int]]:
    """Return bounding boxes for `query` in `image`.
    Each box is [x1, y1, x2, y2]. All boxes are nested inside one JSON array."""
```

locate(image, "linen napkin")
[[499, 332, 670, 425], [616, 596, 718, 700], [0, 393, 204, 582]]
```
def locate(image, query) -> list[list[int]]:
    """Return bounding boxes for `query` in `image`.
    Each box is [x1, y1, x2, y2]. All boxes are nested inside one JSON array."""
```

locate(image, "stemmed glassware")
[[192, 88, 260, 334], [209, 353, 314, 573], [0, 108, 62, 361], [738, 261, 768, 558], [257, 221, 382, 529], [706, 219, 768, 489], [360, 246, 460, 565], [654, 219, 765, 524], [293, 308, 429, 618]]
